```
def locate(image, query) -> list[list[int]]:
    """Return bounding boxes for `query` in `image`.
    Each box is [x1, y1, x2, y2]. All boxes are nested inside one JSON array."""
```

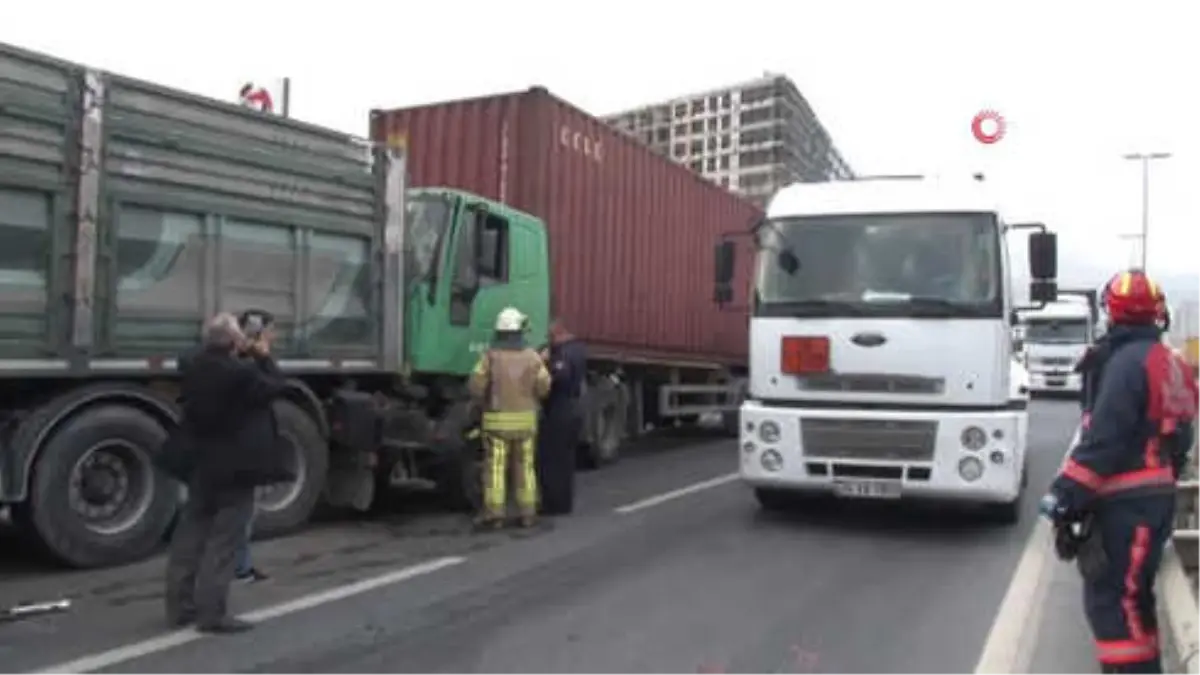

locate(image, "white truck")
[[1019, 292, 1100, 395], [712, 175, 1058, 523]]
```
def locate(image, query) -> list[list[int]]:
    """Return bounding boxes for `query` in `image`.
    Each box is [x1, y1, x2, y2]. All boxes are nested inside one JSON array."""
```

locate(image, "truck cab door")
[[445, 203, 512, 368]]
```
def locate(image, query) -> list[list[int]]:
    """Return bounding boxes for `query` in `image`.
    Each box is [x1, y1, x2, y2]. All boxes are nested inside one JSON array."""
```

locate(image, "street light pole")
[[1121, 151, 1171, 272]]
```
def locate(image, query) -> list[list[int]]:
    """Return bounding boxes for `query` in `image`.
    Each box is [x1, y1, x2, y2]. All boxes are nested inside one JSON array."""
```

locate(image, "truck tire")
[[985, 494, 1022, 525], [754, 488, 793, 512], [440, 442, 482, 513], [252, 400, 328, 538], [27, 405, 177, 568], [721, 411, 740, 437], [432, 401, 482, 513], [579, 378, 628, 469], [982, 456, 1027, 526]]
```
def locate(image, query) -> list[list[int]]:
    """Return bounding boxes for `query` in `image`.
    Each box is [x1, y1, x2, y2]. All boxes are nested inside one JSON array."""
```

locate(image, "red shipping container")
[[370, 87, 759, 367]]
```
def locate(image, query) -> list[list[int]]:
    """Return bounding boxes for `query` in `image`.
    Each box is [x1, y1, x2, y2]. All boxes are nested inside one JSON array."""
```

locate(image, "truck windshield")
[[754, 212, 1002, 318], [1025, 319, 1089, 344], [405, 194, 453, 283]]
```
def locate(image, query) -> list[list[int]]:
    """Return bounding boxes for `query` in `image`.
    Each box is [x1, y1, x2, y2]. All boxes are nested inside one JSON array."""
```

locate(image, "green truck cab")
[[405, 188, 550, 378], [0, 43, 552, 568]]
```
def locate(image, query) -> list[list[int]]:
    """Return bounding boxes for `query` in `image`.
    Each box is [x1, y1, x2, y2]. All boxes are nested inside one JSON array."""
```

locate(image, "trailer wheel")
[[580, 378, 628, 469], [252, 400, 328, 538], [27, 405, 177, 568]]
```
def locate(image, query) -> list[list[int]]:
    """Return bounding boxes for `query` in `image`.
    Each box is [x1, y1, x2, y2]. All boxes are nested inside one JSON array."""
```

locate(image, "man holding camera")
[[164, 311, 290, 634]]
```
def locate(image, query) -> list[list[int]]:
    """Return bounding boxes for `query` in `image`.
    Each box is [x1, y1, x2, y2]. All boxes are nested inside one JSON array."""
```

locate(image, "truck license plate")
[[832, 480, 902, 500], [1047, 378, 1065, 387]]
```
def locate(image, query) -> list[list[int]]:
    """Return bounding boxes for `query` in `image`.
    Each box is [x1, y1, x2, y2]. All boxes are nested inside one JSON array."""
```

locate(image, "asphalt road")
[[0, 399, 1086, 673]]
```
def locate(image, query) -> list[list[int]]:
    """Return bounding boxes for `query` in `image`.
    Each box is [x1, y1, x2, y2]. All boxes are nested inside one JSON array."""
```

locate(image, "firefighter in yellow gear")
[[468, 307, 551, 529]]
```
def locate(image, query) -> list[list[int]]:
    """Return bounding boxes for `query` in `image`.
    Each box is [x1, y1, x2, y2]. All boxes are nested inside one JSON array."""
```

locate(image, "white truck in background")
[[1019, 291, 1100, 396], [713, 174, 1058, 523]]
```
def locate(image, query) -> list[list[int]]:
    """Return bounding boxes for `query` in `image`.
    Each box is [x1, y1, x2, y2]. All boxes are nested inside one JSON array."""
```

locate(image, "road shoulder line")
[[975, 424, 1081, 673]]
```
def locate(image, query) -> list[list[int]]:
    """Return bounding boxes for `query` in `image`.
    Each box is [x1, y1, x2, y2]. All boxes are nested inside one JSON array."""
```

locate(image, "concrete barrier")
[[1159, 542, 1198, 674], [1162, 458, 1198, 673]]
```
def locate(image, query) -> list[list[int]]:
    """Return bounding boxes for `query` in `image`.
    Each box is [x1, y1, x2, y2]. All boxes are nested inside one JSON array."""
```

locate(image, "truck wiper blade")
[[906, 296, 989, 316], [764, 299, 866, 314]]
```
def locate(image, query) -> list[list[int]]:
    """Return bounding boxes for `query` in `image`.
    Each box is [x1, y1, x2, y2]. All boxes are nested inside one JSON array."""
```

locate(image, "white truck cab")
[[713, 175, 1058, 523], [1019, 294, 1099, 395]]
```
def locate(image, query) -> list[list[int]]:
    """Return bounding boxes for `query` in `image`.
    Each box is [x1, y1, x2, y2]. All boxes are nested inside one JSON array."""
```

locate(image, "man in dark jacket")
[[537, 318, 588, 515], [164, 313, 290, 634], [1042, 270, 1198, 673]]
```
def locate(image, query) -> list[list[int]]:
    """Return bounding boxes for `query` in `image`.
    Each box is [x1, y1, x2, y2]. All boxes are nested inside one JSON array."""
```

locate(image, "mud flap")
[[326, 463, 375, 512]]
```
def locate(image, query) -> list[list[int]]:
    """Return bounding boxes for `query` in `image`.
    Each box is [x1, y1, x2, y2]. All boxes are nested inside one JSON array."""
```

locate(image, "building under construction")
[[603, 73, 853, 207]]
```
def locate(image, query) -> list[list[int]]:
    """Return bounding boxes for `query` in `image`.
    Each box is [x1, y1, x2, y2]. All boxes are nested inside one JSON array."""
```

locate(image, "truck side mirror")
[[1029, 279, 1058, 304], [1028, 231, 1057, 280]]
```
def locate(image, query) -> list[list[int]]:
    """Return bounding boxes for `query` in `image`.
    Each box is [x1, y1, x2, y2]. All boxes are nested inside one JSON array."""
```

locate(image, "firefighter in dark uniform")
[[537, 317, 588, 515], [1042, 270, 1198, 673], [468, 307, 551, 530]]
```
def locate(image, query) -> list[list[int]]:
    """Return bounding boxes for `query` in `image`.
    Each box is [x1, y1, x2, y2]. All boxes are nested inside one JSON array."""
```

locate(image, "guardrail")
[[1175, 440, 1199, 575], [1174, 477, 1198, 574]]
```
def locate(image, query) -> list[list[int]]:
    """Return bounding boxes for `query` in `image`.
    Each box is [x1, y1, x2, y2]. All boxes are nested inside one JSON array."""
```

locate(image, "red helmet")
[[1102, 269, 1164, 325]]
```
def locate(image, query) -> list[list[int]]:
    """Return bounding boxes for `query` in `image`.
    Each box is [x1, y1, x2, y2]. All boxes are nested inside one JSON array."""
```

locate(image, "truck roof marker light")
[[781, 336, 830, 375]]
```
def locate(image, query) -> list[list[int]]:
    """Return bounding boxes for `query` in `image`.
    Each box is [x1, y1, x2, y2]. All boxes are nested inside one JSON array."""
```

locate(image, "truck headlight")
[[958, 456, 984, 482], [961, 426, 987, 451], [758, 420, 781, 444], [761, 449, 783, 472]]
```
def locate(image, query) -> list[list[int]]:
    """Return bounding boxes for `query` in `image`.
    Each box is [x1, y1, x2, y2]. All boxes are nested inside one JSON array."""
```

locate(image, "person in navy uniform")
[[1043, 269, 1198, 673], [537, 317, 588, 515]]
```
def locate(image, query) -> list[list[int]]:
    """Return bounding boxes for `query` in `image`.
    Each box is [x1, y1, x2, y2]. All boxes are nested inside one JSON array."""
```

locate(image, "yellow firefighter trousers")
[[481, 432, 538, 520]]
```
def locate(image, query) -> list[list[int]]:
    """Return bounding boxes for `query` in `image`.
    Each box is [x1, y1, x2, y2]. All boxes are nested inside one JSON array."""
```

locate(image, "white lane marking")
[[614, 472, 740, 515], [974, 425, 1081, 673], [33, 556, 466, 675], [974, 516, 1055, 673]]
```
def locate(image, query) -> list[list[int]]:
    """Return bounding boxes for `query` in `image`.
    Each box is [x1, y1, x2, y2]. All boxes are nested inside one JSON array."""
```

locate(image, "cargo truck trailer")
[[0, 43, 756, 568]]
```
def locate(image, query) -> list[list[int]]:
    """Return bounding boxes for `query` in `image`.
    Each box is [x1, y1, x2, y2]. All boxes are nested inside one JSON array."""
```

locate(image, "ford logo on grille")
[[850, 332, 887, 347]]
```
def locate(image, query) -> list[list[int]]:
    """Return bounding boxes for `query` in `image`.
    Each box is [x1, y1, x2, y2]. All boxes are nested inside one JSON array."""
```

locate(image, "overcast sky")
[[5, 0, 1196, 297]]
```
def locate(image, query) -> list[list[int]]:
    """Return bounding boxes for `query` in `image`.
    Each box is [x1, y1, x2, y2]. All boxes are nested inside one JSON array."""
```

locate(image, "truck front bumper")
[[1028, 371, 1082, 394], [738, 401, 1026, 505]]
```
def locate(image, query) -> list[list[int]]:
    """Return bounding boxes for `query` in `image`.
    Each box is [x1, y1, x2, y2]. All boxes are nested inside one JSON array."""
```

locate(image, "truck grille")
[[798, 373, 944, 395], [800, 418, 938, 462]]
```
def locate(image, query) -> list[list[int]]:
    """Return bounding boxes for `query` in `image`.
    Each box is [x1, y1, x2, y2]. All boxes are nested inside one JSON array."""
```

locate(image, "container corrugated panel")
[[0, 42, 81, 358], [372, 88, 759, 366], [97, 71, 383, 358]]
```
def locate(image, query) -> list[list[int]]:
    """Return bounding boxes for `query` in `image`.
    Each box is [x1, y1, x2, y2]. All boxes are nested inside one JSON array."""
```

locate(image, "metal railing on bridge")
[[1174, 450, 1198, 588]]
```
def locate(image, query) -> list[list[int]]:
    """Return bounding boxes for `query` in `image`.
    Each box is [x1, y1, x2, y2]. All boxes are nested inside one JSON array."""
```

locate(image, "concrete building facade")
[[604, 73, 853, 206]]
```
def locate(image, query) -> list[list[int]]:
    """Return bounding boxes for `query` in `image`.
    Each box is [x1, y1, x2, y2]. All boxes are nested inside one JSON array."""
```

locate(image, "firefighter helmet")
[[1102, 269, 1164, 325], [495, 307, 526, 332]]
